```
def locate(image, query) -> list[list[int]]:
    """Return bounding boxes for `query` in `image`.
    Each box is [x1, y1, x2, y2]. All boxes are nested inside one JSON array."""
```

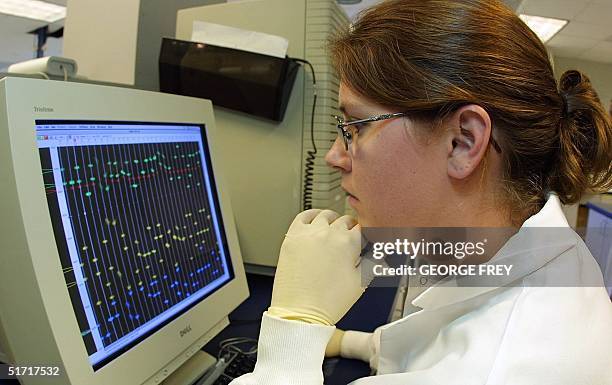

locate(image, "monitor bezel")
[[0, 77, 249, 385]]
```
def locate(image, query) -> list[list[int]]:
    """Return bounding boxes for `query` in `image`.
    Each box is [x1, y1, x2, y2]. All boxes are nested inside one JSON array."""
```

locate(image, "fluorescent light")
[[519, 14, 568, 43], [0, 0, 66, 23]]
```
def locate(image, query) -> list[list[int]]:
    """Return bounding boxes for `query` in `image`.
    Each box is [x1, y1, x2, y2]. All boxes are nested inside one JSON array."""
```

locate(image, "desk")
[[203, 273, 398, 385]]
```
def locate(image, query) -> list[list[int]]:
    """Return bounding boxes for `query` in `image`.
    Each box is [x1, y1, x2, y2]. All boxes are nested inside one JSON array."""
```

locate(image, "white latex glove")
[[325, 329, 345, 357], [268, 209, 366, 326]]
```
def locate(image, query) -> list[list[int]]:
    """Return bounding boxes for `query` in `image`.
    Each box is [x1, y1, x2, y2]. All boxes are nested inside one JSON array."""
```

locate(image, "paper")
[[191, 21, 288, 59]]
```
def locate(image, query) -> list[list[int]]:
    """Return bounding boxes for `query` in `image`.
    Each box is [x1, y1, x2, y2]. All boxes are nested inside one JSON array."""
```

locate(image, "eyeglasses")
[[332, 112, 408, 151], [332, 112, 502, 153]]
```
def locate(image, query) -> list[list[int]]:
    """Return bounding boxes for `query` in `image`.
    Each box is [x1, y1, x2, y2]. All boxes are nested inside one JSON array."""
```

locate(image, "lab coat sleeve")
[[341, 328, 382, 371], [229, 312, 335, 385]]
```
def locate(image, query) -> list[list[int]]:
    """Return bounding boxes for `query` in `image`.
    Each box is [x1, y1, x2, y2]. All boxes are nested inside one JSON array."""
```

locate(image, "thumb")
[[324, 329, 345, 357]]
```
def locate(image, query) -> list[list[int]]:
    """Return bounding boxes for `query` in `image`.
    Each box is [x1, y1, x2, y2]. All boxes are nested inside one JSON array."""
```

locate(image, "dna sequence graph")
[[39, 133, 232, 364]]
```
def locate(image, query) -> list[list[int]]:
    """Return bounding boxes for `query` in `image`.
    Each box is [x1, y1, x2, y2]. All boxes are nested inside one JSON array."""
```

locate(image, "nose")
[[325, 137, 352, 172]]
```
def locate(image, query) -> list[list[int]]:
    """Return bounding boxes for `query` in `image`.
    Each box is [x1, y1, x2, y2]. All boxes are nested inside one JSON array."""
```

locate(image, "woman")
[[232, 0, 612, 383]]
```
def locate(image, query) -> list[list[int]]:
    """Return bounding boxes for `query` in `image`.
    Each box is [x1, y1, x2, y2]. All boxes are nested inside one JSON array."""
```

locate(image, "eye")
[[351, 121, 371, 135], [354, 121, 369, 130]]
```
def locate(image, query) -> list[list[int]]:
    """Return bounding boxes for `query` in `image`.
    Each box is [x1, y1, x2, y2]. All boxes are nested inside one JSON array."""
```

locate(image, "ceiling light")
[[519, 14, 568, 43], [0, 0, 66, 23]]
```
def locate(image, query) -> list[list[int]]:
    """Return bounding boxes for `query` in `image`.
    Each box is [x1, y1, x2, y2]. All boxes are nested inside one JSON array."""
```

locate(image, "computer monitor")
[[0, 77, 248, 385]]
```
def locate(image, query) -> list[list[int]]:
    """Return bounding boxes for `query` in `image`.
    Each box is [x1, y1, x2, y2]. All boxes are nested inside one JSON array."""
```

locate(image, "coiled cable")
[[291, 58, 317, 210]]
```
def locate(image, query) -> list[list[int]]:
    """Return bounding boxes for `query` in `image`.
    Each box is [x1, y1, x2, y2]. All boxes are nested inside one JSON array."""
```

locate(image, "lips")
[[342, 185, 358, 201]]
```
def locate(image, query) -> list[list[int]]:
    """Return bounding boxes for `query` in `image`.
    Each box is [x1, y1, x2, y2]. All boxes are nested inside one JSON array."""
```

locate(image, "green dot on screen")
[[134, 160, 139, 164], [69, 180, 75, 185], [140, 170, 146, 175], [85, 192, 92, 197], [88, 164, 93, 168], [90, 177, 96, 181], [76, 179, 82, 183], [105, 186, 110, 191], [144, 159, 149, 163], [176, 145, 180, 148], [132, 184, 138, 188]]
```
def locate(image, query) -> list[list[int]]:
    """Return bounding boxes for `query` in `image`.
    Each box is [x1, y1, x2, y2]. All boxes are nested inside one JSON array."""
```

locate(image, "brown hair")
[[329, 0, 612, 219]]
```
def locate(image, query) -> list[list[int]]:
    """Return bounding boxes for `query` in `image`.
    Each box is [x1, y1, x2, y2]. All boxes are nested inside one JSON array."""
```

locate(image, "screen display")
[[36, 121, 234, 370]]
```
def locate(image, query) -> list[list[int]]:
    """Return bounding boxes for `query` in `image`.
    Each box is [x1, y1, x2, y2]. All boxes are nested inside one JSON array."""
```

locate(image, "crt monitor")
[[0, 77, 248, 385]]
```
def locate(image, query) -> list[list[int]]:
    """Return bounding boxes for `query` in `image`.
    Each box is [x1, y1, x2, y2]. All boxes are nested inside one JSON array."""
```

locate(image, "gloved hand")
[[325, 327, 382, 371], [267, 209, 366, 326], [325, 329, 345, 357]]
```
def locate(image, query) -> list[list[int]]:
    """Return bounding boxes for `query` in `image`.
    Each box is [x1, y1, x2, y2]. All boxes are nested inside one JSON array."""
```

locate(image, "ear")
[[446, 105, 492, 180]]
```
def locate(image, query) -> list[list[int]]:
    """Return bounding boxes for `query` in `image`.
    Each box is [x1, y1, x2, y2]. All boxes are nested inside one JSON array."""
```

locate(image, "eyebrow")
[[338, 104, 360, 116]]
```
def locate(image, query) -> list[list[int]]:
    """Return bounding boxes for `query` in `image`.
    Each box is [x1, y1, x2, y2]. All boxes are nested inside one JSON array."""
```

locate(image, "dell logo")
[[179, 325, 192, 338], [34, 106, 54, 113]]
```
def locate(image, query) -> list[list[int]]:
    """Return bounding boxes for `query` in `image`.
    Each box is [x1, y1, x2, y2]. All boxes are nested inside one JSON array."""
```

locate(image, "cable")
[[62, 65, 68, 81], [36, 72, 50, 80], [217, 337, 258, 360], [291, 58, 317, 210]]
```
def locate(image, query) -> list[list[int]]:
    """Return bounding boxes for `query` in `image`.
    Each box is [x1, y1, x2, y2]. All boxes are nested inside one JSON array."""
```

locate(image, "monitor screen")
[[35, 121, 235, 371]]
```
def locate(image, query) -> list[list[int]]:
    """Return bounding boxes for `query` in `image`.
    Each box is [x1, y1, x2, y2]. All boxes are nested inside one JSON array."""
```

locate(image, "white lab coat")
[[231, 194, 612, 385]]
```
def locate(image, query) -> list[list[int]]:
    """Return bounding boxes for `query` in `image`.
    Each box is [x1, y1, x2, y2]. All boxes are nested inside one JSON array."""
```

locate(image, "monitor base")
[[162, 350, 216, 385]]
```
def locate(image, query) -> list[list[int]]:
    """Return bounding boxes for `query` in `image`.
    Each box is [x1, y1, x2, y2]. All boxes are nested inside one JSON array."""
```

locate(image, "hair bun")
[[560, 70, 583, 91], [559, 70, 591, 118], [550, 69, 612, 204]]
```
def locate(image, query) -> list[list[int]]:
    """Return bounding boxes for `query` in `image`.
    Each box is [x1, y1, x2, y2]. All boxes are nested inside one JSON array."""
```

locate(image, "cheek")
[[353, 130, 444, 224]]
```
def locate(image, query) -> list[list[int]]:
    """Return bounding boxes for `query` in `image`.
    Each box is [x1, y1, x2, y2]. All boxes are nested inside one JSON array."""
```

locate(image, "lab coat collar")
[[411, 193, 577, 311]]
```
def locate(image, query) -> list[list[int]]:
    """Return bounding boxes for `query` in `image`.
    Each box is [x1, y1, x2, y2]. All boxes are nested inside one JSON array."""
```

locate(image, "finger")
[[291, 209, 322, 226], [311, 209, 341, 226], [354, 255, 363, 268], [330, 215, 358, 230]]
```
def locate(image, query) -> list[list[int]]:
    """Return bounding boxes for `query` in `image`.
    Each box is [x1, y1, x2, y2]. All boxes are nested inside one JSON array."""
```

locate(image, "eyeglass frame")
[[332, 112, 502, 153]]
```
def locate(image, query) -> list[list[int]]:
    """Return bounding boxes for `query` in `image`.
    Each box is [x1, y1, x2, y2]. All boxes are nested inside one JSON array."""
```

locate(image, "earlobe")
[[447, 106, 492, 180]]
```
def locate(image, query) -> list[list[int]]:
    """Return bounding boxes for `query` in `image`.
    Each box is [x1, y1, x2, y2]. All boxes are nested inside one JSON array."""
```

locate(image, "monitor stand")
[[162, 350, 217, 385]]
